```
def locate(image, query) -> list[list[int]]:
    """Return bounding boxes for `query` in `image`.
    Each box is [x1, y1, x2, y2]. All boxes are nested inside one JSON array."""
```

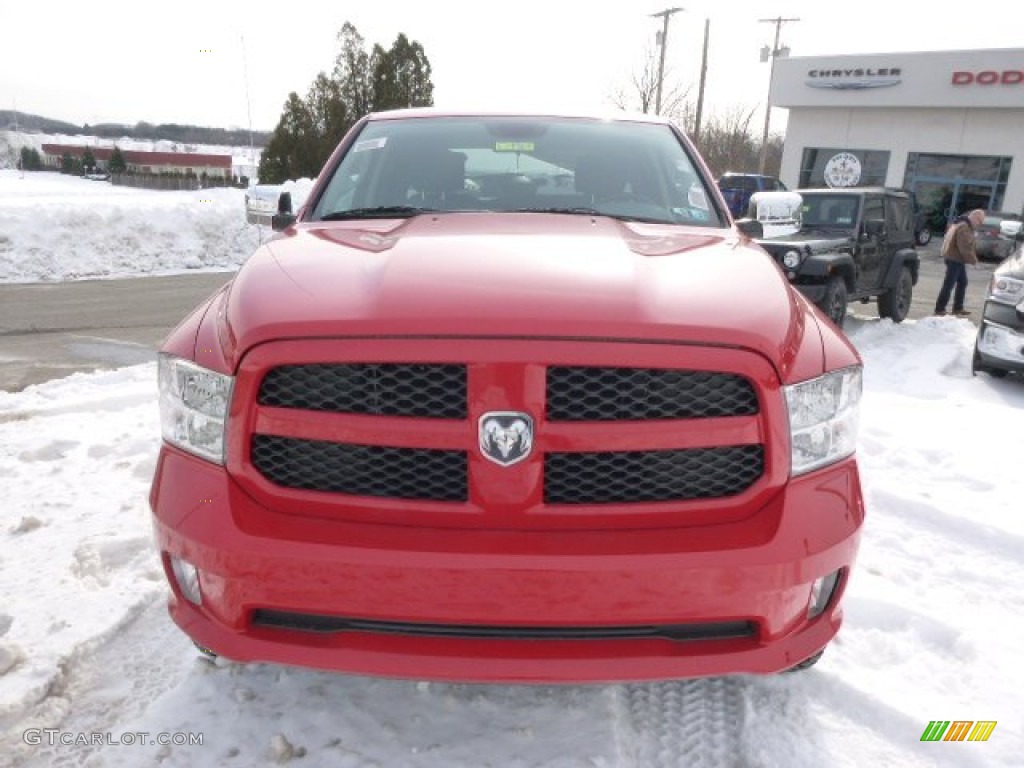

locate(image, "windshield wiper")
[[319, 206, 436, 220], [513, 207, 674, 225], [512, 206, 604, 216]]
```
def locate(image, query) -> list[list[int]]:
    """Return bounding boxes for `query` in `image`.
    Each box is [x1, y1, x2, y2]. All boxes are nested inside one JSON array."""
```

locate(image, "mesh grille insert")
[[545, 445, 764, 504], [547, 367, 758, 421], [250, 609, 757, 642], [251, 435, 467, 501], [258, 363, 466, 418]]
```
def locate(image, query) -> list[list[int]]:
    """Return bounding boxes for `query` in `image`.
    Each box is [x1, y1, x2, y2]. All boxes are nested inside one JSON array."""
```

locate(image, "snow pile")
[[0, 316, 1020, 767], [0, 170, 261, 282], [279, 177, 316, 213]]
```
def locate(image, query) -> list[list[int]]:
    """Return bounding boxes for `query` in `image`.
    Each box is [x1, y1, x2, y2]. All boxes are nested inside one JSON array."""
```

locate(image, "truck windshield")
[[799, 194, 860, 229], [310, 116, 724, 228]]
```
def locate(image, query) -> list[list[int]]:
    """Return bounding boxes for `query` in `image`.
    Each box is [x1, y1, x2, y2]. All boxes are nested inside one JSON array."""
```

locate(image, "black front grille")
[[251, 435, 467, 501], [258, 363, 466, 418], [545, 445, 763, 504], [547, 366, 758, 421], [251, 609, 756, 642]]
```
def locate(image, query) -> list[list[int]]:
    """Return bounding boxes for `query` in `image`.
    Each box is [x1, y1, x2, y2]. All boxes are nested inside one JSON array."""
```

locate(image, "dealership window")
[[902, 153, 1011, 212], [800, 148, 890, 188]]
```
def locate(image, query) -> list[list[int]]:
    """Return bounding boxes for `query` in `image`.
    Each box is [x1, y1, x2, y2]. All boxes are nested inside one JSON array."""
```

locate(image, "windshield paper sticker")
[[353, 137, 388, 153], [495, 141, 535, 152]]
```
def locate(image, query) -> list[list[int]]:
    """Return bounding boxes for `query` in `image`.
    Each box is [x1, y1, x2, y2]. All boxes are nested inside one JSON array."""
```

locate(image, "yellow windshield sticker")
[[495, 141, 535, 152]]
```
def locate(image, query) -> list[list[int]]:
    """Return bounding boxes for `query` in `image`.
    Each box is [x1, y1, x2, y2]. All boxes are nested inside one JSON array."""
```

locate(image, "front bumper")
[[150, 446, 864, 683], [975, 302, 1024, 372]]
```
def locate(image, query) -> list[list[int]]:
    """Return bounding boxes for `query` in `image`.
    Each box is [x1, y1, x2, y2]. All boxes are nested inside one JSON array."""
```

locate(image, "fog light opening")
[[170, 556, 203, 605], [808, 569, 842, 619]]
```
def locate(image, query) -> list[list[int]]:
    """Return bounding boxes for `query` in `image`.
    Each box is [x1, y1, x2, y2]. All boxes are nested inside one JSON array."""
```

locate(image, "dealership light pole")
[[651, 7, 685, 114], [758, 16, 798, 174]]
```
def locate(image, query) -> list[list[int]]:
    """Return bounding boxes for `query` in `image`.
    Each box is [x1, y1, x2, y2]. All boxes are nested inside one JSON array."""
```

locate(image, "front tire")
[[877, 266, 913, 323], [916, 228, 932, 246], [818, 277, 848, 328]]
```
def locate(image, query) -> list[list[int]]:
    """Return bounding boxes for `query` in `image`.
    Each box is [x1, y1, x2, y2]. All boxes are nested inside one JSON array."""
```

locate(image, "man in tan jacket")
[[934, 208, 985, 317]]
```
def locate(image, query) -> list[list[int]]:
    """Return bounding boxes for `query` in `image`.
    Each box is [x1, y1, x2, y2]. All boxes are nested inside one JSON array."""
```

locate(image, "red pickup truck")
[[150, 110, 864, 682]]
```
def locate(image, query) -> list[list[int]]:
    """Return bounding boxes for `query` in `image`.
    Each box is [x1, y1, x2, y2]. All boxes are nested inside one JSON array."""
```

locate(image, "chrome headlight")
[[158, 354, 234, 464], [784, 366, 862, 476], [782, 249, 802, 269], [989, 275, 1024, 305]]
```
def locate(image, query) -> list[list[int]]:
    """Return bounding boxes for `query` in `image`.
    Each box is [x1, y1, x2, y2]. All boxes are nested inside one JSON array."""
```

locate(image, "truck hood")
[[220, 213, 820, 377]]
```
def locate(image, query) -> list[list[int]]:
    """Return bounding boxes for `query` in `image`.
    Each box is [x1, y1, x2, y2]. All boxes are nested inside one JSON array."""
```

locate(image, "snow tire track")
[[10, 596, 191, 768], [615, 677, 746, 768]]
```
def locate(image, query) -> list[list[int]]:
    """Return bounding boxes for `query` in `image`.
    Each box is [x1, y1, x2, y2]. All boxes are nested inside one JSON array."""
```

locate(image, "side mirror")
[[735, 217, 764, 240], [271, 191, 296, 231], [999, 219, 1023, 241], [863, 218, 886, 239]]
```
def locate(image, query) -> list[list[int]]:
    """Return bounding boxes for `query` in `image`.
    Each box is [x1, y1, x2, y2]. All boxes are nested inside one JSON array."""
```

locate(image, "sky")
[[0, 169, 1022, 767], [3, 0, 1024, 136]]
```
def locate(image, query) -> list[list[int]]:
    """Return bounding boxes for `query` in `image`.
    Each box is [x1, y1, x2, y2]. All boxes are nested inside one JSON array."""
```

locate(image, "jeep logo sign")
[[952, 70, 1024, 86]]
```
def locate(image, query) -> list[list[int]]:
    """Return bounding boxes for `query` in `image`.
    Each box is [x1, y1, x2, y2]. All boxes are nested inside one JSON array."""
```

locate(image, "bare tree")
[[692, 105, 759, 177], [608, 53, 785, 179], [609, 46, 691, 117]]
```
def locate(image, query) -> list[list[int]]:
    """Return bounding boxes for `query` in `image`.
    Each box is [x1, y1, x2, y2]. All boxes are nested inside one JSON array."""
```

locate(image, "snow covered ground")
[[0, 170, 312, 283], [0, 171, 1022, 767]]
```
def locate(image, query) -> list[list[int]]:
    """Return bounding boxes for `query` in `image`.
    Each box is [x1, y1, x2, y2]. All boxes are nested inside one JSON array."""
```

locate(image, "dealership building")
[[771, 48, 1024, 230]]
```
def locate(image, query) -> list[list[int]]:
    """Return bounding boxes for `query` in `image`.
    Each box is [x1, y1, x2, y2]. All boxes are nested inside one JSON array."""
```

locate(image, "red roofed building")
[[41, 143, 232, 178]]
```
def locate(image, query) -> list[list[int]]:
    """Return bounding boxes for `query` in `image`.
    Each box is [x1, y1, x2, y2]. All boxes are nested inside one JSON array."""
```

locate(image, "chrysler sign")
[[952, 70, 1024, 85], [806, 67, 902, 90]]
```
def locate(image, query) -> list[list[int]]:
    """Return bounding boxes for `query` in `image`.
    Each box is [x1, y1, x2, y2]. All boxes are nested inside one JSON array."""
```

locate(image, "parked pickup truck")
[[717, 172, 787, 218], [150, 109, 864, 683]]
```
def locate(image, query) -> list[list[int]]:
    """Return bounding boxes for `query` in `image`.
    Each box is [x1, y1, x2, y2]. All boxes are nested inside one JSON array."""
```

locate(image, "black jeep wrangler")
[[755, 187, 920, 328]]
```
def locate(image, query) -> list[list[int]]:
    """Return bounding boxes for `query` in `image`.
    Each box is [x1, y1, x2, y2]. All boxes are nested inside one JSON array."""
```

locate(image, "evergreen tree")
[[19, 147, 42, 171], [306, 72, 349, 166], [333, 23, 372, 121], [258, 21, 434, 184], [109, 146, 127, 174], [60, 152, 78, 174], [82, 147, 96, 172], [371, 34, 433, 111], [258, 92, 316, 183]]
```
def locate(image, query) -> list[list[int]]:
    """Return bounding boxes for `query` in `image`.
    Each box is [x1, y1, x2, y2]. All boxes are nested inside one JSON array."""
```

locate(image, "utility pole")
[[241, 35, 255, 175], [651, 7, 685, 115], [758, 16, 798, 174], [693, 17, 710, 144]]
